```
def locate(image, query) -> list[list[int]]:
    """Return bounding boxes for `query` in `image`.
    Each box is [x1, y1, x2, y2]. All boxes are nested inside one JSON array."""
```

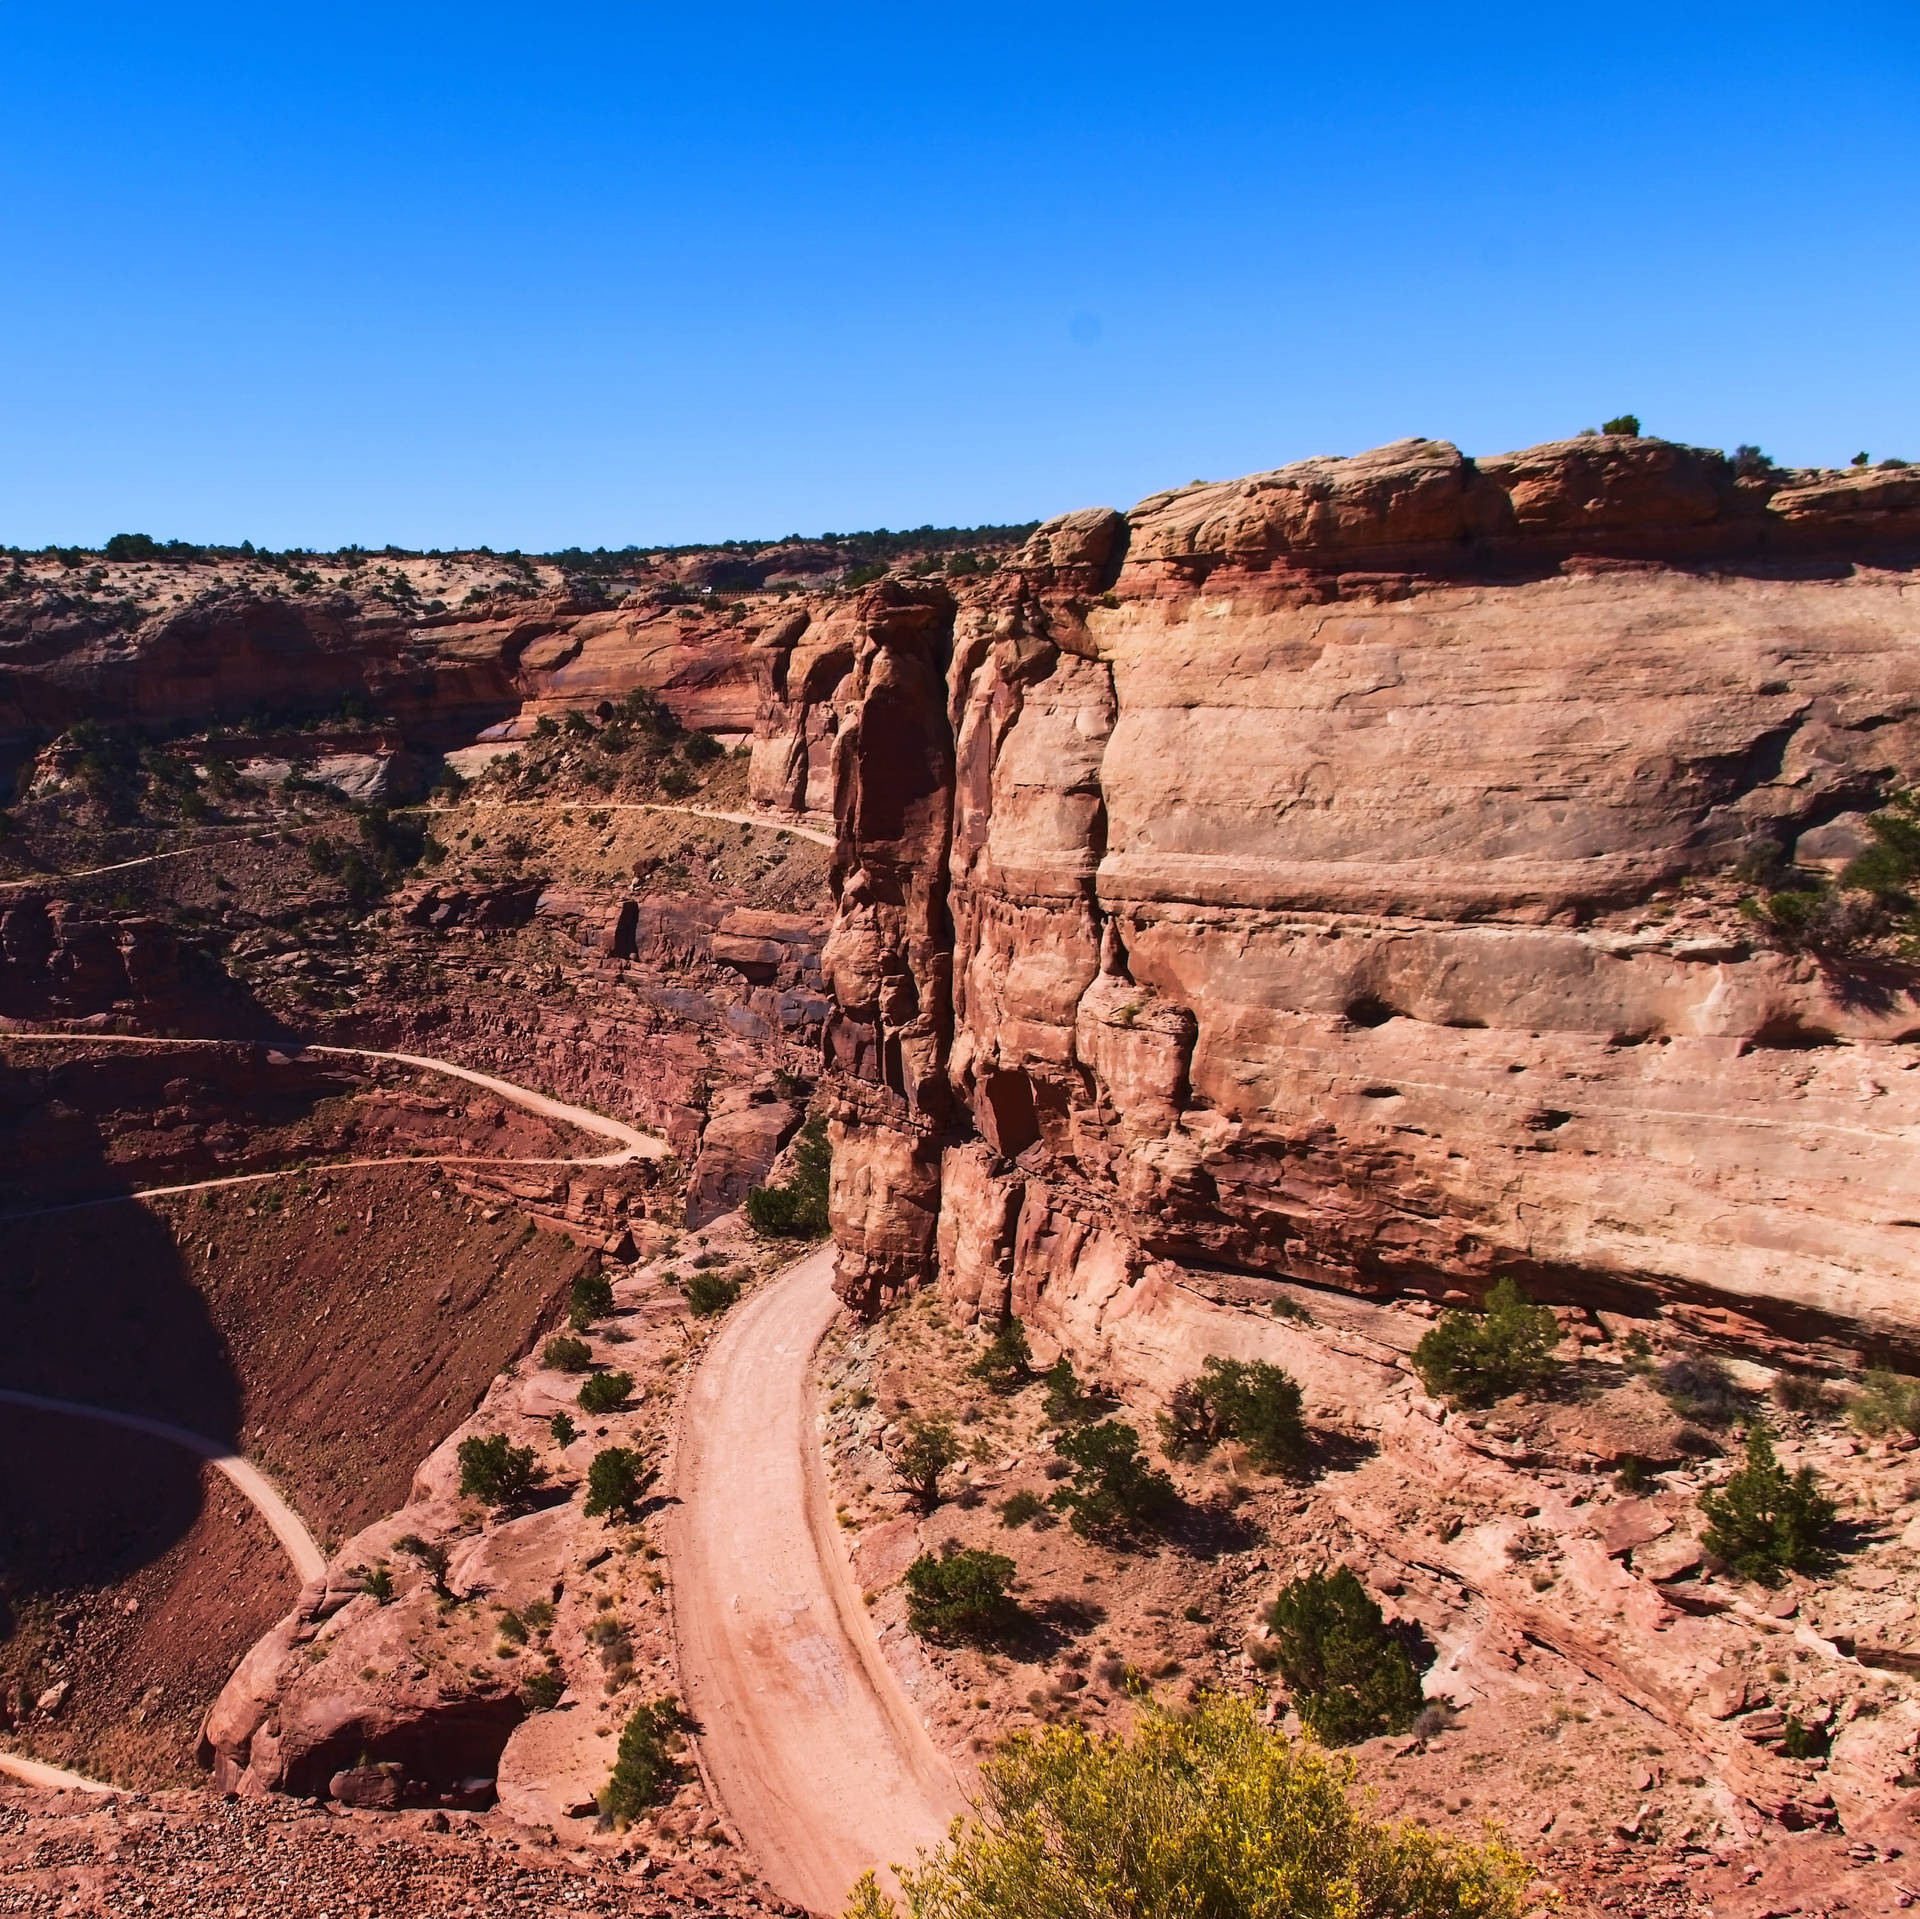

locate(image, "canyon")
[[4, 430, 1920, 1917]]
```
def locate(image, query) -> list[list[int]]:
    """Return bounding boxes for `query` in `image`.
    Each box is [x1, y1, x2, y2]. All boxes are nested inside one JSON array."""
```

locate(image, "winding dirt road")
[[670, 1246, 962, 1914], [0, 1033, 657, 1795], [0, 1388, 325, 1584]]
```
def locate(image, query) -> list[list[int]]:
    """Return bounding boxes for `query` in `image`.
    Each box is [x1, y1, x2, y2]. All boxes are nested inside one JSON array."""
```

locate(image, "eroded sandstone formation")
[[797, 436, 1920, 1360]]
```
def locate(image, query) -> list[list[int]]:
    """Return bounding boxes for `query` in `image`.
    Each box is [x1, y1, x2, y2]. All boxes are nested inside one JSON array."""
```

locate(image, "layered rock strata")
[[801, 437, 1920, 1358]]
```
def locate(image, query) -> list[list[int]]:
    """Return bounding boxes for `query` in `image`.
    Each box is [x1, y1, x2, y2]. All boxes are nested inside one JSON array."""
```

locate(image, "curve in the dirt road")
[[671, 1245, 964, 1915], [0, 1034, 663, 1165], [0, 1387, 327, 1585]]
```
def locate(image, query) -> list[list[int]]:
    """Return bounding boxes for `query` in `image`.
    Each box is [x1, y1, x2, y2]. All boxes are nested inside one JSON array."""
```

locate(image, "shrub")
[[745, 1117, 831, 1237], [682, 729, 723, 765], [1733, 444, 1774, 479], [843, 562, 887, 589], [602, 1698, 686, 1826], [970, 1320, 1033, 1395], [584, 1445, 648, 1521], [1040, 1356, 1096, 1426], [521, 1664, 566, 1711], [569, 1271, 616, 1330], [1411, 1278, 1562, 1407], [1265, 1567, 1426, 1745], [1850, 1369, 1920, 1438], [896, 1420, 961, 1507], [1698, 1425, 1837, 1585], [1739, 884, 1887, 958], [1658, 1353, 1746, 1427], [903, 1545, 1016, 1642], [1055, 1421, 1176, 1539], [457, 1433, 542, 1510], [578, 1370, 634, 1415], [1602, 414, 1642, 436], [685, 1270, 742, 1317], [542, 1335, 593, 1373], [999, 1489, 1045, 1528], [394, 1532, 452, 1600], [357, 1563, 394, 1604], [840, 1693, 1529, 1919], [1613, 1455, 1655, 1495], [1771, 1372, 1842, 1417], [1161, 1356, 1308, 1473], [549, 1411, 578, 1446]]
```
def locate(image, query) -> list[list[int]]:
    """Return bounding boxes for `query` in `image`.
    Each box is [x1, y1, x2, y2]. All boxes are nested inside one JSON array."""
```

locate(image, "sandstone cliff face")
[[804, 436, 1920, 1358]]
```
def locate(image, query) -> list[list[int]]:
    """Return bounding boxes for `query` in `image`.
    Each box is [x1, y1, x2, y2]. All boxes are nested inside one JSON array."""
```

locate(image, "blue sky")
[[1, 3, 1914, 550]]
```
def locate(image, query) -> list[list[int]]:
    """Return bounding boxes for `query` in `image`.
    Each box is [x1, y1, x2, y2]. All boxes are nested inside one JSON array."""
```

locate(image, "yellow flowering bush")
[[844, 1694, 1532, 1919]]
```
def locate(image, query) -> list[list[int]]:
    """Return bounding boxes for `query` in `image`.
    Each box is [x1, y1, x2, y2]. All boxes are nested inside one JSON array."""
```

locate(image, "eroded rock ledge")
[[803, 433, 1920, 1363]]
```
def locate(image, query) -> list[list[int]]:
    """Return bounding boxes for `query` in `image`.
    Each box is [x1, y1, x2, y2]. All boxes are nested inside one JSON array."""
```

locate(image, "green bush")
[[549, 1411, 578, 1446], [1411, 1278, 1562, 1407], [970, 1319, 1034, 1395], [578, 1369, 634, 1415], [903, 1545, 1017, 1642], [1699, 1425, 1837, 1585], [745, 1117, 831, 1237], [1040, 1356, 1096, 1426], [521, 1664, 566, 1711], [999, 1489, 1046, 1528], [895, 1420, 961, 1507], [357, 1563, 394, 1604], [457, 1433, 542, 1510], [1602, 413, 1642, 436], [1265, 1567, 1426, 1746], [841, 1693, 1529, 1919], [685, 1270, 742, 1317], [583, 1445, 648, 1521], [569, 1271, 616, 1330], [1161, 1356, 1308, 1473], [394, 1533, 452, 1600], [1055, 1421, 1176, 1539], [601, 1698, 686, 1826], [1849, 1369, 1920, 1438], [542, 1335, 593, 1373]]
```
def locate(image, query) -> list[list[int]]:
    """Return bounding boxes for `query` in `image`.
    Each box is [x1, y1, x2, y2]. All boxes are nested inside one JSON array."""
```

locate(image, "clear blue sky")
[[2, 3, 1914, 551]]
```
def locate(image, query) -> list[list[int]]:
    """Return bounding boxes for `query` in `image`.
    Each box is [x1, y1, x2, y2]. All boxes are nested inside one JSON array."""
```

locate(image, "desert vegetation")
[[841, 1694, 1529, 1919]]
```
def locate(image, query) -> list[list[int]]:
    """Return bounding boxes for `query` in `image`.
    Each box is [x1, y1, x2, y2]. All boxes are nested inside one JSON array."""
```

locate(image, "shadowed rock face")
[[805, 435, 1920, 1359]]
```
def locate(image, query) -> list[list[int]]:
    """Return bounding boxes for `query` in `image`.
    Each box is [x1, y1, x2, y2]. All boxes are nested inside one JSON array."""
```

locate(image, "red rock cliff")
[[802, 435, 1920, 1358]]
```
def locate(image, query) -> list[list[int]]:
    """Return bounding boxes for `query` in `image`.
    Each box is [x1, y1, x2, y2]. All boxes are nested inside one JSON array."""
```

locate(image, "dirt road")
[[670, 1246, 962, 1915], [0, 1387, 326, 1585]]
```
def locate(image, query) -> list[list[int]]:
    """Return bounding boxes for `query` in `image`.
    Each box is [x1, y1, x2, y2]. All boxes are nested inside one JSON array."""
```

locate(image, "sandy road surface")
[[0, 825, 307, 892], [0, 1750, 113, 1793], [671, 1246, 962, 1915]]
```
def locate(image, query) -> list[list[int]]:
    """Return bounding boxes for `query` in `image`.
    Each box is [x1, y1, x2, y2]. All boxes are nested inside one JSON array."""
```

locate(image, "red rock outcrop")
[[806, 435, 1920, 1359]]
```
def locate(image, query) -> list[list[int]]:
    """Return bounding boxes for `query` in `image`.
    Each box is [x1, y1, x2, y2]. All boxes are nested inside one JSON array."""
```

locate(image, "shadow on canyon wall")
[[0, 1073, 241, 1628]]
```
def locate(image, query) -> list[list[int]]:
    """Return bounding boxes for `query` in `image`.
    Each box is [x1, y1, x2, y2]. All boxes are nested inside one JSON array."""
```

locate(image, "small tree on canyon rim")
[[1411, 1278, 1563, 1408], [457, 1433, 542, 1511], [896, 1419, 962, 1508], [1054, 1420, 1176, 1539], [584, 1446, 649, 1523], [1161, 1356, 1308, 1473]]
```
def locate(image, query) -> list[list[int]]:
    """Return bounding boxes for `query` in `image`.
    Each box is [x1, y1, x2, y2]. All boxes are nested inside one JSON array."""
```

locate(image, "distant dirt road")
[[0, 1388, 327, 1800], [670, 1246, 962, 1915], [0, 1387, 326, 1585]]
